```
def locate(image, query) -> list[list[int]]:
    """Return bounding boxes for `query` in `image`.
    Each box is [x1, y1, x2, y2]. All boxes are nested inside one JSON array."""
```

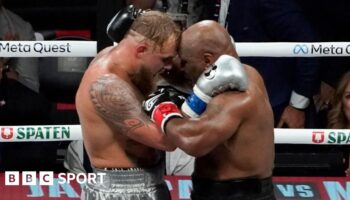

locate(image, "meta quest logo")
[[293, 43, 350, 55], [293, 44, 309, 54]]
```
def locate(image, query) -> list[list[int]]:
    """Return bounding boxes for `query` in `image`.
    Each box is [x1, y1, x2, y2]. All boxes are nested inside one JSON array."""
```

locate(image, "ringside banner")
[[0, 125, 82, 142], [236, 42, 350, 57], [0, 174, 350, 200], [3, 41, 350, 57], [0, 41, 96, 57], [2, 125, 350, 144]]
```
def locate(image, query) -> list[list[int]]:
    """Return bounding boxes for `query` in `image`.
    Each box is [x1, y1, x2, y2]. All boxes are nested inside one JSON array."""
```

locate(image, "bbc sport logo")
[[5, 171, 106, 186]]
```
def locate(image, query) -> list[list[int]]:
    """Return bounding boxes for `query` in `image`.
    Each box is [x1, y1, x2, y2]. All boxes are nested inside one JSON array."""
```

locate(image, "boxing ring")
[[1, 41, 350, 200], [2, 40, 350, 145]]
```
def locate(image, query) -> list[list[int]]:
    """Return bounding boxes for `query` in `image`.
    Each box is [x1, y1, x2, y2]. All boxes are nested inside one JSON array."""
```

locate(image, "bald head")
[[181, 20, 237, 60], [174, 21, 240, 87]]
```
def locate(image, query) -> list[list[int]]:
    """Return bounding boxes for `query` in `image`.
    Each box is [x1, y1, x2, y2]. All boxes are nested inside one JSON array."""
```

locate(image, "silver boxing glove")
[[181, 55, 248, 118]]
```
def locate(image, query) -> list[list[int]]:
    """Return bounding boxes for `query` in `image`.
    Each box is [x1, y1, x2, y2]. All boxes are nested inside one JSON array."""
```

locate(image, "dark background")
[[4, 0, 349, 82]]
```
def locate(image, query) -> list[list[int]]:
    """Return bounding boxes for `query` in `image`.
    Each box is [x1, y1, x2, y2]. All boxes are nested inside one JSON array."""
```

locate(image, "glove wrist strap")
[[151, 102, 183, 133], [193, 85, 212, 103]]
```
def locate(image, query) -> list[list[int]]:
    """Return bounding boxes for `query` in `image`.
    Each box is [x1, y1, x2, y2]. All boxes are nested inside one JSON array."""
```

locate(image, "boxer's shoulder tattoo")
[[89, 74, 147, 135]]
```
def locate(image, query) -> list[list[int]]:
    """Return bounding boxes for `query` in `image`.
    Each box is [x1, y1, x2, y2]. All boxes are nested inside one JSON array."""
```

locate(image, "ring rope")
[[0, 125, 349, 144], [1, 40, 349, 145], [0, 41, 97, 57], [1, 41, 350, 57]]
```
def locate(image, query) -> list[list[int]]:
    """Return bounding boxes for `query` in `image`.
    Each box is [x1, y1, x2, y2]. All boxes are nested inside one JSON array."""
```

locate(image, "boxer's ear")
[[203, 52, 214, 67], [136, 44, 147, 58]]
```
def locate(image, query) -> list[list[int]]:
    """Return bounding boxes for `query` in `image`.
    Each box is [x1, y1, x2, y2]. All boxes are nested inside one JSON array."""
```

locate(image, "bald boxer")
[[76, 10, 181, 200], [144, 20, 276, 199]]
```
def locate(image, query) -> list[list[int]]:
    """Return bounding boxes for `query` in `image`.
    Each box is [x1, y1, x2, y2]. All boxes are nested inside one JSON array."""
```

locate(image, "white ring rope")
[[1, 41, 350, 57], [0, 125, 349, 144], [236, 42, 350, 57], [0, 41, 97, 57]]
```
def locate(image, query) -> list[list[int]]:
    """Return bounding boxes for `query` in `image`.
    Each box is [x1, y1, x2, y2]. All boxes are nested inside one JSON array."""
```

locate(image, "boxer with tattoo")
[[76, 10, 180, 200]]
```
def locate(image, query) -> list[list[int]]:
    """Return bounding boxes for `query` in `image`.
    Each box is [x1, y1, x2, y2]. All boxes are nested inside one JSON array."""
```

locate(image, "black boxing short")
[[81, 164, 171, 200], [191, 176, 276, 200]]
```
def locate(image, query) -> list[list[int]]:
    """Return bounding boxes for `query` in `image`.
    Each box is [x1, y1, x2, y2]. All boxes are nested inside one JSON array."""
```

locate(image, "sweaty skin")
[[167, 66, 274, 179], [76, 32, 177, 169], [165, 20, 275, 180]]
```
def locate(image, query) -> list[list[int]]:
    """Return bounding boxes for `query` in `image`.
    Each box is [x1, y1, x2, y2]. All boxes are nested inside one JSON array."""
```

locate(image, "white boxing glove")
[[181, 55, 248, 118]]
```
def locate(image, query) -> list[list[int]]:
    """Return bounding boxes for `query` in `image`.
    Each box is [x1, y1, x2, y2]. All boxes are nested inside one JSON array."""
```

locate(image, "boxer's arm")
[[166, 92, 248, 157], [90, 74, 176, 151], [182, 55, 248, 118]]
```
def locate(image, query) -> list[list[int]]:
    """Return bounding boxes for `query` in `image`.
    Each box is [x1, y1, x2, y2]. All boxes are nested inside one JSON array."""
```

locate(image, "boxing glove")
[[156, 86, 188, 107], [106, 4, 145, 43], [143, 87, 185, 133], [181, 55, 248, 118]]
